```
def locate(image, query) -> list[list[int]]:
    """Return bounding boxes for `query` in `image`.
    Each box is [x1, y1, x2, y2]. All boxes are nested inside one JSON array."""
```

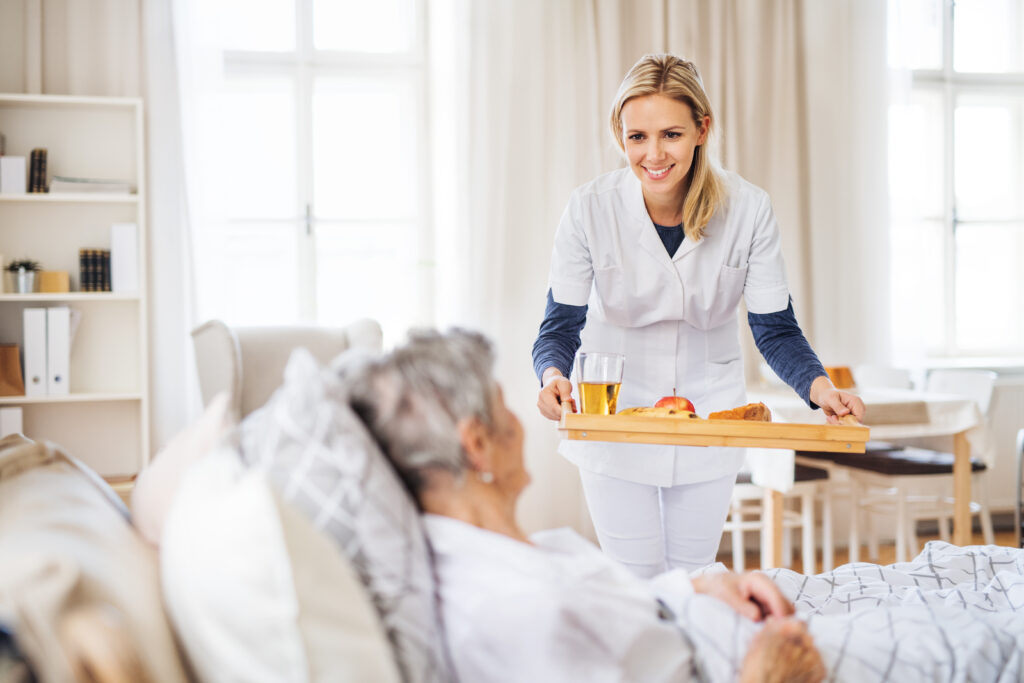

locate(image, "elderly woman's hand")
[[809, 376, 865, 425], [739, 617, 825, 683], [537, 369, 575, 421], [691, 571, 795, 622]]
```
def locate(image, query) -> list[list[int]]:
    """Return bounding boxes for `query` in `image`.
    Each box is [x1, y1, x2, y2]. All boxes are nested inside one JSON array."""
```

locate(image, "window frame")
[[216, 0, 433, 325], [896, 0, 1024, 357]]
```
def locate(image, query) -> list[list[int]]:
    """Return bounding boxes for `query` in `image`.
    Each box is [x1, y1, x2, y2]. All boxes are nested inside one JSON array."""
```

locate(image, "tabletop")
[[744, 385, 988, 492]]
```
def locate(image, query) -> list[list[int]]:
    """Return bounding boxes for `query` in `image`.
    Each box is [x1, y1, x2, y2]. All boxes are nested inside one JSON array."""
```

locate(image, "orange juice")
[[579, 382, 621, 415]]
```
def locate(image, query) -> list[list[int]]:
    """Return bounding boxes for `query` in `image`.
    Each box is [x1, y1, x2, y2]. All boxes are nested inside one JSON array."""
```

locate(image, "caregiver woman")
[[533, 54, 864, 577]]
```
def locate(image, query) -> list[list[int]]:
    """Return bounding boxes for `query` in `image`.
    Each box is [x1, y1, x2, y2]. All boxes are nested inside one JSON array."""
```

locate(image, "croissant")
[[708, 402, 772, 422]]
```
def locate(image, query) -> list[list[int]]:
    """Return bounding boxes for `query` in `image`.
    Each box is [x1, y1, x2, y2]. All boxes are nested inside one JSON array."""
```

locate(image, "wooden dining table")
[[747, 386, 988, 553]]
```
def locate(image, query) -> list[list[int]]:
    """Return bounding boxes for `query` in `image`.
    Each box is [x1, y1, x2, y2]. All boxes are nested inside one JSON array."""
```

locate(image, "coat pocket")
[[706, 264, 748, 328]]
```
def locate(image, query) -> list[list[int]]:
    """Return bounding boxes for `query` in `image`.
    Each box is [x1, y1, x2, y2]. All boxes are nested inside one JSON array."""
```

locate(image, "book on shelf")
[[29, 148, 47, 193], [78, 248, 111, 292], [49, 176, 132, 195]]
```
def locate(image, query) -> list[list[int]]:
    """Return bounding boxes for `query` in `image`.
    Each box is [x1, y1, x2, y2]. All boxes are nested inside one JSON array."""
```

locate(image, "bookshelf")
[[0, 94, 149, 476]]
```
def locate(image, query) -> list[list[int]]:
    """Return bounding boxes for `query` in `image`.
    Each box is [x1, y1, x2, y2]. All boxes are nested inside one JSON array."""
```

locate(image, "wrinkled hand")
[[537, 370, 575, 421], [809, 376, 865, 425], [691, 572, 795, 622], [739, 617, 826, 683]]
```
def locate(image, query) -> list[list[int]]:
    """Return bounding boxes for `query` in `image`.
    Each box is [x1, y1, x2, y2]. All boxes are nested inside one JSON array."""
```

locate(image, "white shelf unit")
[[0, 93, 149, 476]]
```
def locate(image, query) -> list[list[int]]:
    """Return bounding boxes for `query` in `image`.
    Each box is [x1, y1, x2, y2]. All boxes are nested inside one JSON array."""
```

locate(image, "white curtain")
[[0, 0, 141, 95], [433, 0, 890, 535]]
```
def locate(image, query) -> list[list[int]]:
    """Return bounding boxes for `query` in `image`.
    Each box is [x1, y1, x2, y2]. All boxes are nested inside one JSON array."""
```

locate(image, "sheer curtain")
[[433, 0, 890, 534]]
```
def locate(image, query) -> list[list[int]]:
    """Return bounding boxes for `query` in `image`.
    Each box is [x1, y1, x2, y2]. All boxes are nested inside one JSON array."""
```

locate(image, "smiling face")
[[620, 93, 709, 206]]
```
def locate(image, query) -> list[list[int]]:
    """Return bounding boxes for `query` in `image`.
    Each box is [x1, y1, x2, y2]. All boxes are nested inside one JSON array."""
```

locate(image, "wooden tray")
[[558, 410, 870, 453]]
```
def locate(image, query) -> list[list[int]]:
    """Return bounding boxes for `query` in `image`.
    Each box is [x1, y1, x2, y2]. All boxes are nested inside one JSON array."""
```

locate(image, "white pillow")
[[239, 348, 453, 683], [131, 391, 234, 546], [161, 447, 400, 683]]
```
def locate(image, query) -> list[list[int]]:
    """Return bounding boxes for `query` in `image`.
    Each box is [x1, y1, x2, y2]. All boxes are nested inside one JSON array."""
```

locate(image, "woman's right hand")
[[538, 369, 575, 421]]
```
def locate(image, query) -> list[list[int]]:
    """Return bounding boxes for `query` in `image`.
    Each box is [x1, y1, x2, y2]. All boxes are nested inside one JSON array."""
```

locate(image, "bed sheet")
[[674, 542, 1024, 682]]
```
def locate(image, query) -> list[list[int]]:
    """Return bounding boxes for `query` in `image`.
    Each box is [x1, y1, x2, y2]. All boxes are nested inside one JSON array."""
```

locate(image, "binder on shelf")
[[23, 308, 47, 398], [0, 406, 22, 437], [46, 306, 70, 396], [110, 223, 138, 293], [0, 156, 27, 194]]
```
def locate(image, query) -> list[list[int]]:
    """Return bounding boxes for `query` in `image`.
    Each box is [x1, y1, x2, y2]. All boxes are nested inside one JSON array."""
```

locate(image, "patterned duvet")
[[678, 542, 1024, 682]]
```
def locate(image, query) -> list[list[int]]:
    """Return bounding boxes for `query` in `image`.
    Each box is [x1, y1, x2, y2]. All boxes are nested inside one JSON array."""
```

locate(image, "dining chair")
[[723, 464, 830, 573], [801, 369, 997, 562], [793, 364, 914, 565]]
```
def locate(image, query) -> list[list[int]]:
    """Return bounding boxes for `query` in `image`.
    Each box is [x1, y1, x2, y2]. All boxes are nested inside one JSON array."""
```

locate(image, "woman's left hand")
[[808, 376, 865, 425]]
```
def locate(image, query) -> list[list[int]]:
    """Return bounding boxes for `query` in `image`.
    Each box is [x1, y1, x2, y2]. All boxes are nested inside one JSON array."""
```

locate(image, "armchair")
[[190, 319, 383, 419]]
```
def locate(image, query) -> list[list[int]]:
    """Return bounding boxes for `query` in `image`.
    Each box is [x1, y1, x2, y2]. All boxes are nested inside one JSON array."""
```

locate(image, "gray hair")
[[342, 328, 498, 495]]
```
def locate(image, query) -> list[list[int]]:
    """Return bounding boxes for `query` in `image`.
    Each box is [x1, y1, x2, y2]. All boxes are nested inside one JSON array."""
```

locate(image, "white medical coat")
[[424, 514, 699, 683], [548, 168, 791, 486]]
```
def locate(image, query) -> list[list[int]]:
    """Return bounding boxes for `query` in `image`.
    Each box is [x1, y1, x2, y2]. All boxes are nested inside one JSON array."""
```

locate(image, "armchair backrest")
[[190, 319, 384, 420]]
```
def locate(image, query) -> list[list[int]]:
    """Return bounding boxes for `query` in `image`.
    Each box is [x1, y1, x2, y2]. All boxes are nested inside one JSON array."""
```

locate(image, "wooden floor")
[[718, 529, 1020, 574]]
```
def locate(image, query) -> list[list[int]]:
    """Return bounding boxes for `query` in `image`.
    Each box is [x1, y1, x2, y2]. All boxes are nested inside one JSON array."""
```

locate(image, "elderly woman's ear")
[[456, 416, 492, 476]]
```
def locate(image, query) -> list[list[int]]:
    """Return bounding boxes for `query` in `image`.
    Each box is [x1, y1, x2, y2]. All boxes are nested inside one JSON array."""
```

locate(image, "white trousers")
[[579, 469, 736, 578]]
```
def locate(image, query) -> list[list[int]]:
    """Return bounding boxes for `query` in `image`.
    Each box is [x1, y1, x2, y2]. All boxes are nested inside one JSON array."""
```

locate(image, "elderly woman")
[[346, 328, 821, 683], [345, 329, 1024, 683]]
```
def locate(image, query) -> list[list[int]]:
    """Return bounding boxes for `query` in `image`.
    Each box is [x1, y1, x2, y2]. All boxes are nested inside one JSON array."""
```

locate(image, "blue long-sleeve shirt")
[[532, 223, 827, 407]]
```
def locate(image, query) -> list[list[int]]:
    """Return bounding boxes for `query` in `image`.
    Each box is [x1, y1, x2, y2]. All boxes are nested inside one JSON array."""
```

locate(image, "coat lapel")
[[624, 173, 678, 271]]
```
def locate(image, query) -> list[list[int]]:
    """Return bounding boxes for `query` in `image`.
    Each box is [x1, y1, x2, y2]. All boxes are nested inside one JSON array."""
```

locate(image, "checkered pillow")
[[238, 348, 452, 683]]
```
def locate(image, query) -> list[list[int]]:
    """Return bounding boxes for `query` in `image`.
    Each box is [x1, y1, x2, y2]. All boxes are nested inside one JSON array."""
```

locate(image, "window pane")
[[954, 95, 1023, 220], [315, 223, 416, 339], [313, 0, 415, 53], [953, 0, 1024, 73], [888, 0, 943, 70], [312, 77, 418, 220], [955, 223, 1024, 352], [890, 220, 946, 355], [216, 0, 295, 52], [889, 89, 944, 219], [198, 222, 300, 325], [214, 76, 297, 219]]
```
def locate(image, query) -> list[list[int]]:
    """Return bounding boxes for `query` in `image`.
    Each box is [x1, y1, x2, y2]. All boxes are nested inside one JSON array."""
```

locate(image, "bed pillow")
[[0, 434, 190, 683], [161, 447, 401, 683], [238, 348, 452, 683], [131, 391, 235, 546]]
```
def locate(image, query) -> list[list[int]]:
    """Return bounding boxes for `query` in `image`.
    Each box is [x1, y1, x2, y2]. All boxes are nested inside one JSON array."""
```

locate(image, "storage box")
[[0, 156, 27, 194], [39, 270, 71, 293]]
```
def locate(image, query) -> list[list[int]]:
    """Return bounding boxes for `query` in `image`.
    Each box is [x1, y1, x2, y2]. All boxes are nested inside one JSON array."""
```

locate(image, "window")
[[189, 0, 429, 340], [888, 0, 1024, 359]]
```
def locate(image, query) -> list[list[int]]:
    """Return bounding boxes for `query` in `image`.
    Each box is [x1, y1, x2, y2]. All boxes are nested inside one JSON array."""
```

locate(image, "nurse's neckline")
[[652, 220, 683, 230]]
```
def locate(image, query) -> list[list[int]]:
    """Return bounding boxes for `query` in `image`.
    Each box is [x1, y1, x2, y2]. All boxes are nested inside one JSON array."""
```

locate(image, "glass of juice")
[[575, 352, 625, 415]]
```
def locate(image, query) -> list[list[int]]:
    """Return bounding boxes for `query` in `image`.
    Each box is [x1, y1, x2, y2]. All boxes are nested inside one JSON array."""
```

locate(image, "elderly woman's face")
[[487, 386, 529, 497]]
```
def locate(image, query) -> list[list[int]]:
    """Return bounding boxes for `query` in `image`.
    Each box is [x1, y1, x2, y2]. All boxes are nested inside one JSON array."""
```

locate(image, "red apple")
[[654, 394, 695, 412]]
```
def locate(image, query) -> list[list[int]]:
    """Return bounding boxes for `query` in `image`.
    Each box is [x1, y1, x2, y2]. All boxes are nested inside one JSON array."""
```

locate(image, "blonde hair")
[[610, 54, 726, 241]]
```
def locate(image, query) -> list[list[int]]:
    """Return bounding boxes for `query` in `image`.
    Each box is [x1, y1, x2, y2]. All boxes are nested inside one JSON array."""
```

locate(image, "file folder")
[[23, 308, 47, 397], [47, 306, 71, 395]]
